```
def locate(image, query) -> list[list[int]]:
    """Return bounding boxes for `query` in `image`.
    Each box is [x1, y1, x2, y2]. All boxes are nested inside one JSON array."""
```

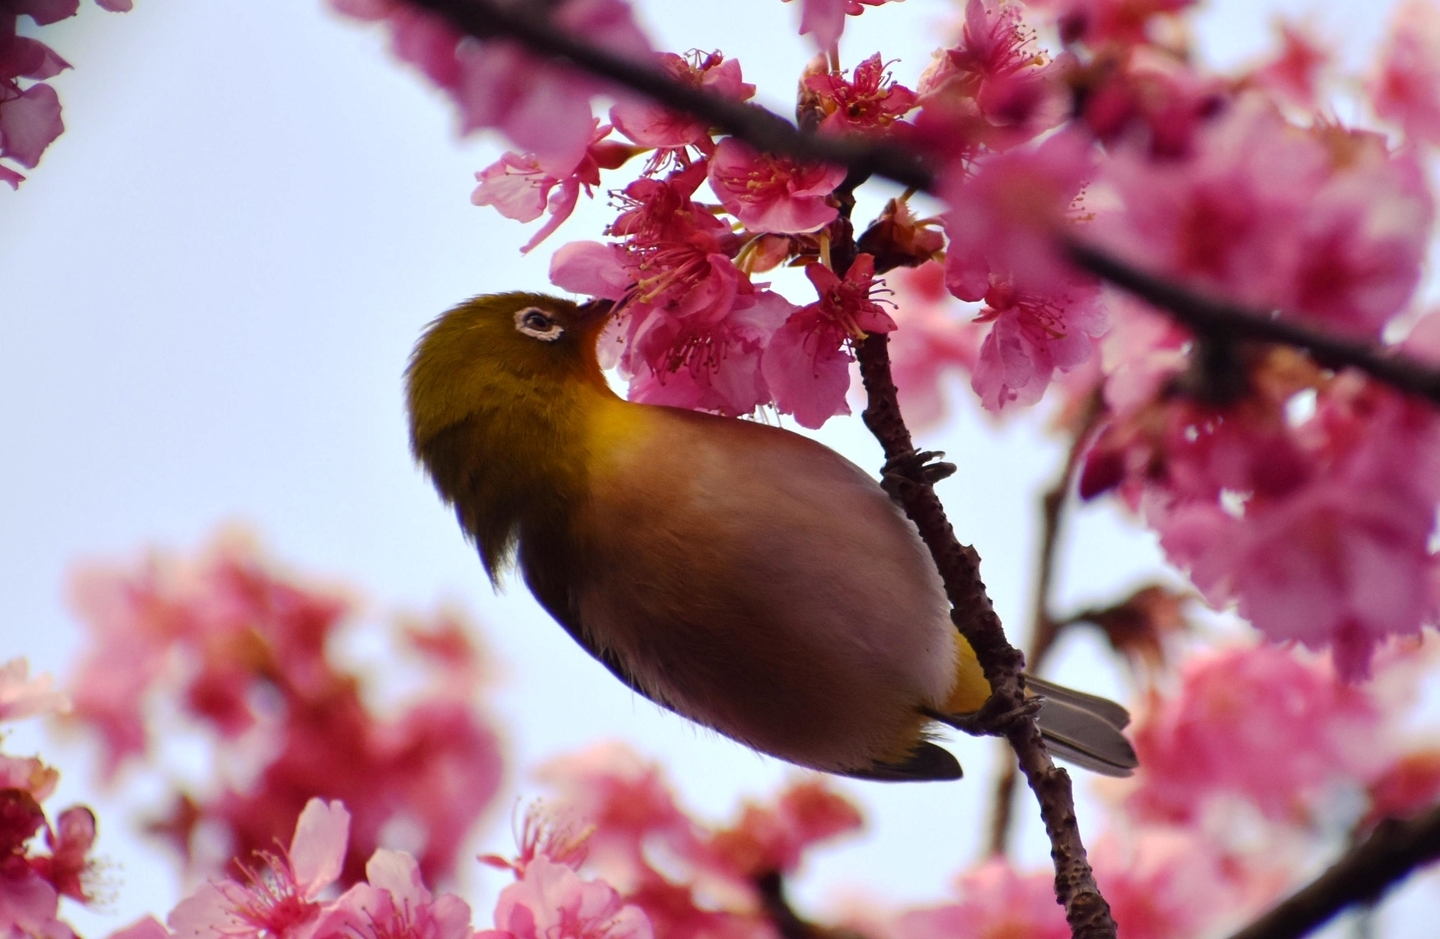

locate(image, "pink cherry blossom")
[[942, 129, 1094, 304], [626, 290, 796, 417], [914, 0, 1065, 159], [105, 918, 172, 939], [706, 138, 846, 234], [1092, 829, 1248, 939], [168, 799, 349, 939], [472, 121, 637, 254], [802, 53, 916, 137], [1036, 0, 1198, 47], [549, 240, 632, 300], [1247, 21, 1328, 110], [312, 850, 473, 939], [706, 780, 861, 878], [891, 860, 1067, 939], [1097, 96, 1432, 340], [1127, 644, 1384, 823], [1371, 0, 1440, 148], [480, 858, 651, 939], [763, 254, 894, 428], [334, 0, 651, 171], [1078, 45, 1228, 158], [0, 660, 68, 722], [68, 535, 504, 888], [610, 51, 754, 149], [969, 277, 1105, 411], [883, 262, 984, 431], [784, 0, 896, 51]]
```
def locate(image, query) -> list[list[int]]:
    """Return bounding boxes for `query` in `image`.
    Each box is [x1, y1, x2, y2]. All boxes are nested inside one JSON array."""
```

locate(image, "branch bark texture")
[[1066, 241, 1440, 405], [1226, 803, 1440, 939], [407, 0, 937, 191]]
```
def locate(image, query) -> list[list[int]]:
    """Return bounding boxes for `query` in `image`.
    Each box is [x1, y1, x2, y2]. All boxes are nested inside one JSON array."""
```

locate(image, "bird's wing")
[[544, 402, 969, 779]]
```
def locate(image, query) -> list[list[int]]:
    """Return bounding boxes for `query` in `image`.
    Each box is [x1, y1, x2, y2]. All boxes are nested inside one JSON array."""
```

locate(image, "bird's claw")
[[881, 450, 957, 501], [944, 694, 1046, 738]]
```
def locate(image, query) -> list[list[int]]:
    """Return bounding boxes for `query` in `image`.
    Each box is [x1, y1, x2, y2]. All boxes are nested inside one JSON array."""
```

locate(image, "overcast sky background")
[[2, 0, 1434, 936]]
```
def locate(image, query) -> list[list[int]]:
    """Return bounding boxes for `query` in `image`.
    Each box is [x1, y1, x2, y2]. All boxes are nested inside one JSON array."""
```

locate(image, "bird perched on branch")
[[405, 293, 1136, 781]]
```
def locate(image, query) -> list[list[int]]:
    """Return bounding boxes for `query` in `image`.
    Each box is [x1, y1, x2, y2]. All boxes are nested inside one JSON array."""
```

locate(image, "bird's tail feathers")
[[1025, 674, 1137, 777]]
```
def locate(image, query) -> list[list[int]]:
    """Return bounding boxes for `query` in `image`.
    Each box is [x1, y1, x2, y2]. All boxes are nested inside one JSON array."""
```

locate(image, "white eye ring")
[[515, 306, 565, 342]]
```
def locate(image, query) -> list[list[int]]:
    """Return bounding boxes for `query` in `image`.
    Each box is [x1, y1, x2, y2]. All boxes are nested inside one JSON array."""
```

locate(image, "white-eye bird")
[[405, 293, 1137, 781]]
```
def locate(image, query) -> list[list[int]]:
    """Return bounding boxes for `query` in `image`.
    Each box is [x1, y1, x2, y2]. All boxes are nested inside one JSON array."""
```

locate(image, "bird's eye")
[[514, 306, 565, 342]]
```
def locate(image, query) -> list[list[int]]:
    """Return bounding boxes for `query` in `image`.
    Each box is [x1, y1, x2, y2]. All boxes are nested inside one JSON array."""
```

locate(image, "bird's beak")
[[576, 298, 618, 331]]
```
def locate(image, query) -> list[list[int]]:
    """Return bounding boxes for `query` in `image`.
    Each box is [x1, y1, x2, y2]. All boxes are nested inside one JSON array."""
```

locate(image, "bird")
[[405, 292, 1137, 781]]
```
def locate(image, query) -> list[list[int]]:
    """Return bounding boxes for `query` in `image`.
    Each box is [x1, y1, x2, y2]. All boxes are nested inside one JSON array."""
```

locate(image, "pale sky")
[[1, 1, 1433, 937]]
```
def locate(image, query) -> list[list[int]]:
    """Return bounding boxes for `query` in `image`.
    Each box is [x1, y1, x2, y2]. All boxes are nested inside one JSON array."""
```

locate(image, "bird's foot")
[[935, 693, 1045, 738], [881, 450, 956, 502]]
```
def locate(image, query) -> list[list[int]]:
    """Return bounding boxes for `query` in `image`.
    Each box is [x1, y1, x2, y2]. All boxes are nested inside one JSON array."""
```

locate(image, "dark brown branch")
[[1227, 803, 1440, 939], [855, 334, 1115, 939], [987, 390, 1105, 858], [755, 871, 825, 939], [1066, 241, 1440, 405], [406, 0, 937, 191]]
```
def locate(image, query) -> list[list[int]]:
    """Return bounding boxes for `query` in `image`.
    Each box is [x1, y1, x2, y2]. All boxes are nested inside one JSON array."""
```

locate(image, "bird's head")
[[406, 292, 614, 455]]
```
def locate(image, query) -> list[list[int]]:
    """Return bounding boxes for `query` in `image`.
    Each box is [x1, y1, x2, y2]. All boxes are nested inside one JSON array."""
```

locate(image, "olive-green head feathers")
[[405, 292, 615, 579]]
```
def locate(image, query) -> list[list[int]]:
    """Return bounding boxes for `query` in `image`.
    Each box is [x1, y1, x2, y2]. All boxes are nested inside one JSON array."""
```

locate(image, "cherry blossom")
[[969, 277, 1105, 411], [1126, 644, 1384, 823], [0, 660, 68, 722], [479, 858, 651, 939], [914, 0, 1064, 158], [1371, 0, 1440, 148], [610, 51, 753, 149], [67, 535, 504, 888], [763, 254, 894, 428], [1091, 829, 1247, 939], [168, 799, 349, 939], [784, 0, 896, 51], [1036, 0, 1198, 47], [706, 780, 861, 878], [802, 53, 916, 137], [706, 138, 846, 234], [472, 121, 637, 254], [891, 860, 1068, 939], [311, 850, 473, 939], [883, 262, 983, 430]]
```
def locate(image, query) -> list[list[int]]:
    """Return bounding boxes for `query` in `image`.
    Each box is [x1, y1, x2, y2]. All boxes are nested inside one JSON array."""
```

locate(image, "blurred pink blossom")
[[1371, 0, 1440, 147], [0, 660, 68, 722], [707, 780, 861, 878], [1128, 644, 1384, 823], [610, 51, 753, 149], [884, 262, 984, 430], [891, 859, 1067, 939], [784, 0, 895, 51]]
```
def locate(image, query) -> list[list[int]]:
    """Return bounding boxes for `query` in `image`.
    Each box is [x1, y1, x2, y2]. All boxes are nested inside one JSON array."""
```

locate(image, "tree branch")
[[406, 0, 937, 191], [987, 390, 1105, 858], [1226, 803, 1440, 939], [854, 335, 1115, 939], [1066, 241, 1440, 405]]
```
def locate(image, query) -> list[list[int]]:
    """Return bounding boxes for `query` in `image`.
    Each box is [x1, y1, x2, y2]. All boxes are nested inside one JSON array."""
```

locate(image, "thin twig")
[[1227, 803, 1440, 939], [406, 0, 937, 191], [1066, 241, 1440, 405], [987, 390, 1105, 857], [854, 334, 1115, 939]]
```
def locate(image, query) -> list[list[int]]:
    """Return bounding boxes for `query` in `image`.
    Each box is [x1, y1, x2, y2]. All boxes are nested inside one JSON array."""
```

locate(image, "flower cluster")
[[0, 660, 102, 939], [65, 533, 504, 888], [1, 0, 133, 188]]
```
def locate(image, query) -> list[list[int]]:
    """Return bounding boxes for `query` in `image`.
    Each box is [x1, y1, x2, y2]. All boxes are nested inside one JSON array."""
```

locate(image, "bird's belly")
[[575, 526, 961, 774]]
